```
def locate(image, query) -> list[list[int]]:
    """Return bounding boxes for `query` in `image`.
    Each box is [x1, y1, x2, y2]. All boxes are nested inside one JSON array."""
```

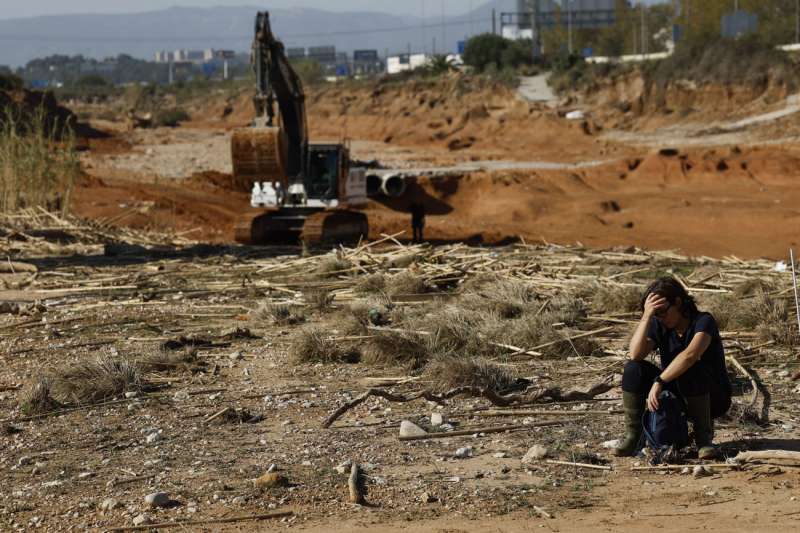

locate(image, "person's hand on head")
[[643, 293, 668, 319]]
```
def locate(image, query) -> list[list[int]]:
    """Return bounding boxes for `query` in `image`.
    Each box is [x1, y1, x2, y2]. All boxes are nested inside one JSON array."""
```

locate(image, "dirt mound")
[[0, 88, 76, 135]]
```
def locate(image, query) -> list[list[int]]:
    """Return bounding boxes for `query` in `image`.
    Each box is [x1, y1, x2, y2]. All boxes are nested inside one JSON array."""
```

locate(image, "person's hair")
[[639, 276, 698, 317]]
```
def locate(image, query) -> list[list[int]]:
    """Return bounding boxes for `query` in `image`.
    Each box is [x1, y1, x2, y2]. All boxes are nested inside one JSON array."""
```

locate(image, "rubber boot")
[[685, 394, 716, 460], [614, 392, 645, 457]]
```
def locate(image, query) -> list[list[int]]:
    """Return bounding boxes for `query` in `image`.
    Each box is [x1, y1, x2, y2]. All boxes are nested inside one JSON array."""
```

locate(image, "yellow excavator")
[[231, 11, 369, 244]]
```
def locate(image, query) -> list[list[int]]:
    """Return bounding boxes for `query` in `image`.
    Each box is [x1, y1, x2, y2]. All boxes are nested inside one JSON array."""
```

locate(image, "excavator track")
[[234, 209, 368, 246]]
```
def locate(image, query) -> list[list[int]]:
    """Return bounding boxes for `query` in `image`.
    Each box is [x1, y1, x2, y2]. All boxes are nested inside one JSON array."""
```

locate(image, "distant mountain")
[[0, 2, 519, 67]]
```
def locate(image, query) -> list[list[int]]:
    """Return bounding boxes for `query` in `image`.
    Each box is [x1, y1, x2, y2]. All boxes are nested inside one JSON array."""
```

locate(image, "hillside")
[[0, 2, 512, 67]]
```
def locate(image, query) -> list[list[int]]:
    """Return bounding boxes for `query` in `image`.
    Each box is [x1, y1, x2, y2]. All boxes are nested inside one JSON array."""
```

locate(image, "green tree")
[[463, 33, 510, 71]]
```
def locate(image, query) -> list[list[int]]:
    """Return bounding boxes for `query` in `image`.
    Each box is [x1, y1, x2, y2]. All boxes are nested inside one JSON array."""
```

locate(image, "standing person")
[[615, 277, 732, 460], [410, 202, 426, 243]]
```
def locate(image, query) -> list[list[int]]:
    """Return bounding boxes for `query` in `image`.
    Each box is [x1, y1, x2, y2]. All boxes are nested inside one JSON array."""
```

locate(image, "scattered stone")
[[144, 492, 171, 508], [255, 472, 289, 490], [17, 456, 33, 467], [100, 498, 120, 513], [431, 413, 446, 427], [493, 452, 508, 459], [601, 439, 621, 449], [145, 431, 162, 444], [229, 351, 243, 361], [399, 420, 427, 438], [420, 491, 438, 503], [693, 465, 712, 478], [124, 391, 139, 399], [522, 445, 548, 463], [132, 514, 151, 526], [681, 467, 691, 475], [500, 465, 511, 474], [335, 461, 353, 475], [454, 446, 473, 459]]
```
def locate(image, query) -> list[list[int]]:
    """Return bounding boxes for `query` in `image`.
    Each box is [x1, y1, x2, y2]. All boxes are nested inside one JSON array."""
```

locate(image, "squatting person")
[[615, 277, 732, 459]]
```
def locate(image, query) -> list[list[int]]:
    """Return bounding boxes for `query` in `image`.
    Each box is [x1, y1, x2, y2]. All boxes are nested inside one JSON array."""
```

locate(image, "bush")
[[0, 106, 79, 213], [76, 74, 110, 87], [155, 107, 190, 128], [0, 73, 24, 91], [463, 34, 533, 73]]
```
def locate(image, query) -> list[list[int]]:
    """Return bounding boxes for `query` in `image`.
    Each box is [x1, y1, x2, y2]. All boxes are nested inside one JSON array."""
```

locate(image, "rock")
[[493, 452, 508, 459], [693, 465, 712, 478], [100, 498, 120, 512], [399, 420, 427, 438], [17, 456, 33, 467], [255, 472, 289, 490], [431, 413, 446, 427], [132, 514, 151, 526], [681, 467, 691, 475], [229, 351, 243, 361], [420, 491, 438, 503], [145, 431, 162, 444], [124, 391, 139, 399], [601, 439, 621, 449], [335, 461, 352, 475], [454, 446, 473, 459], [145, 492, 171, 508], [522, 444, 548, 463]]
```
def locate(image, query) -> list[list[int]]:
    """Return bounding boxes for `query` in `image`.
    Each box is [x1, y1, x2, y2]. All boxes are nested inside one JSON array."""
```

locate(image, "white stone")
[[493, 452, 508, 459], [601, 439, 621, 449], [693, 465, 712, 478], [431, 413, 446, 427], [399, 420, 427, 438], [145, 431, 162, 444], [334, 461, 352, 475], [132, 514, 151, 526], [522, 445, 548, 463], [124, 391, 139, 399], [454, 446, 473, 459], [144, 492, 171, 508], [100, 498, 120, 512]]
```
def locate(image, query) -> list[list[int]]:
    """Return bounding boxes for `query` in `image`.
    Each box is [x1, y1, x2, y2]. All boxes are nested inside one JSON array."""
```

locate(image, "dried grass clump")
[[417, 306, 505, 358], [46, 357, 142, 405], [360, 332, 428, 371], [136, 347, 204, 373], [303, 288, 334, 312], [19, 377, 64, 415], [315, 254, 351, 278], [354, 273, 386, 295], [386, 271, 430, 296], [426, 356, 520, 393], [590, 284, 642, 314], [705, 291, 797, 346], [461, 278, 538, 319], [733, 279, 776, 297], [252, 302, 305, 326], [290, 326, 360, 364], [502, 296, 597, 357]]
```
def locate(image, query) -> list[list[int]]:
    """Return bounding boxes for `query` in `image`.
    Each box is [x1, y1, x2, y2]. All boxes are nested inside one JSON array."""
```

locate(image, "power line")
[[0, 17, 493, 43]]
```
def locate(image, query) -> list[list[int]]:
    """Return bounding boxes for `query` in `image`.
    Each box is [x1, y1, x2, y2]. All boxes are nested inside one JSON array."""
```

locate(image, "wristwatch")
[[655, 376, 667, 385]]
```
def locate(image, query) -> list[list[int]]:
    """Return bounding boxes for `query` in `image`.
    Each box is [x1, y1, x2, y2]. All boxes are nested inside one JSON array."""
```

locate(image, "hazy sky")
[[0, 0, 499, 19]]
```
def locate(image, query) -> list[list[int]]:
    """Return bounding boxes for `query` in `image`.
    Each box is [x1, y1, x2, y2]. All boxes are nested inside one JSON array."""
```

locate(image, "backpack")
[[642, 390, 689, 462]]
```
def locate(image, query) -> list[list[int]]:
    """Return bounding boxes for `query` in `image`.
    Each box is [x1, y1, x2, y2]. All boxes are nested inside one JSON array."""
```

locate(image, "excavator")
[[231, 11, 369, 244]]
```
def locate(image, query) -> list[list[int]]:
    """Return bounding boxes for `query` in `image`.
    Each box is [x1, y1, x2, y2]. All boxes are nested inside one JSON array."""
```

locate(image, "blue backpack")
[[642, 390, 689, 462]]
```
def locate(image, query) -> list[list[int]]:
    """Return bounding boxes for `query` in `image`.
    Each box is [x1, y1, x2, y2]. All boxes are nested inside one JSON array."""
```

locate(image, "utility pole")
[[641, 2, 647, 56], [421, 0, 426, 54], [568, 1, 573, 55], [492, 8, 497, 35], [441, 0, 446, 56]]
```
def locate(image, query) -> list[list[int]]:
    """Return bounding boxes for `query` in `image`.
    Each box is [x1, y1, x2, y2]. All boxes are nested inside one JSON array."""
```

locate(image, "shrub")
[[426, 356, 520, 393], [289, 326, 360, 364], [0, 106, 79, 213], [155, 107, 190, 127]]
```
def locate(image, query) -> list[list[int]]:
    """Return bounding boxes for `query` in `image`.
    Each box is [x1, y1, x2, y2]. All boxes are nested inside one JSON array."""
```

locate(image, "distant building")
[[353, 50, 384, 76], [387, 54, 430, 75], [502, 0, 617, 41], [287, 47, 306, 60], [308, 46, 337, 65], [154, 50, 173, 63]]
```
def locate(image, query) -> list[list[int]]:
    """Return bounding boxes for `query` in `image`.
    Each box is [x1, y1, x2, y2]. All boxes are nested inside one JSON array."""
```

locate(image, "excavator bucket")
[[230, 126, 286, 191]]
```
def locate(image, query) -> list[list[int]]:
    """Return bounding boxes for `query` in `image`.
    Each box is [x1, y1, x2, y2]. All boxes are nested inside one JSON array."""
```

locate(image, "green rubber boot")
[[614, 392, 645, 457], [685, 394, 716, 460]]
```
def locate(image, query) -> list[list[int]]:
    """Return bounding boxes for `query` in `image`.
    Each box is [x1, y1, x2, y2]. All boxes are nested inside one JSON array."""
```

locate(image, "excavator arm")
[[250, 11, 308, 180]]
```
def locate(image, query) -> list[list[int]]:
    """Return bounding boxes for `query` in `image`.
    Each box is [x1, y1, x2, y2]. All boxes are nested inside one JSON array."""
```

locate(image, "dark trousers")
[[622, 360, 731, 419], [412, 225, 424, 243]]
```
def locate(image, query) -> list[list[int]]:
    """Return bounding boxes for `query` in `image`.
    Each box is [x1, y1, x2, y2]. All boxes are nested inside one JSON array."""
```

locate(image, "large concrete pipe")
[[380, 174, 407, 198], [366, 173, 383, 197]]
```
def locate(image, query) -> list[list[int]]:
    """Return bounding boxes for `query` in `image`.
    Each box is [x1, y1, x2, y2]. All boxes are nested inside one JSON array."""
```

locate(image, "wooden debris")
[[106, 511, 293, 531], [726, 352, 770, 424], [631, 464, 740, 471], [734, 450, 800, 465], [546, 460, 612, 471], [399, 421, 567, 441], [348, 463, 365, 505]]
